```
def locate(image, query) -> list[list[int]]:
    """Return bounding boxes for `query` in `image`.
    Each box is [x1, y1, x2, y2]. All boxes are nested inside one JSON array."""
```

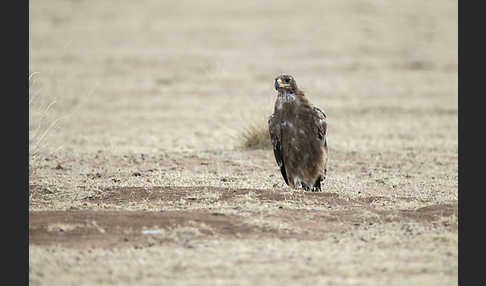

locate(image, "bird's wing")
[[312, 106, 328, 178], [312, 106, 327, 140], [268, 114, 289, 185]]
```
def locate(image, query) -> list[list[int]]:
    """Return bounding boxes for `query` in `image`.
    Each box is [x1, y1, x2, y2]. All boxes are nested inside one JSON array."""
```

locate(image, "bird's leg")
[[301, 183, 311, 192], [312, 178, 322, 192]]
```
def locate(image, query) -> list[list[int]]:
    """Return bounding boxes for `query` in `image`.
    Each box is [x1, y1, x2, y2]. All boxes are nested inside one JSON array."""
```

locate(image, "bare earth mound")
[[30, 186, 457, 249]]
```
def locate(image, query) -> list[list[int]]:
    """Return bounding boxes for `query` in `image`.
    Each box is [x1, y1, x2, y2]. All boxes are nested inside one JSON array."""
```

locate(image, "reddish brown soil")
[[29, 186, 457, 249]]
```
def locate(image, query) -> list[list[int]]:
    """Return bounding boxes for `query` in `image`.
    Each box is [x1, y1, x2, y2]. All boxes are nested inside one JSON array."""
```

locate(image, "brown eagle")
[[268, 75, 328, 191]]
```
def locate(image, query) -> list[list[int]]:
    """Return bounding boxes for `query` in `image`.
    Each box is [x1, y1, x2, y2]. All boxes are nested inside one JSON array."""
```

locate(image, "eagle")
[[268, 75, 328, 192]]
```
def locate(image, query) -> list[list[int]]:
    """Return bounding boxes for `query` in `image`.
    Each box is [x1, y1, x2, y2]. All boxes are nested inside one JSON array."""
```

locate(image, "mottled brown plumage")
[[268, 75, 328, 191]]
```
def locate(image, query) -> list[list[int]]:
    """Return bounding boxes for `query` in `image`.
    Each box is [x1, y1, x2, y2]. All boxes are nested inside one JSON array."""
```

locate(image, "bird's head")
[[274, 74, 298, 93]]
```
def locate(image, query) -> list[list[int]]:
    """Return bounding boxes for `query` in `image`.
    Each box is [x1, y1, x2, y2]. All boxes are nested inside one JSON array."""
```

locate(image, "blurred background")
[[29, 0, 457, 156]]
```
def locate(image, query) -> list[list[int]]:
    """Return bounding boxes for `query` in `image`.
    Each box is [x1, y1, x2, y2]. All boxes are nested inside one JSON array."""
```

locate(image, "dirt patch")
[[91, 185, 347, 206], [29, 210, 256, 249], [84, 186, 453, 213], [29, 186, 457, 249], [29, 207, 357, 249]]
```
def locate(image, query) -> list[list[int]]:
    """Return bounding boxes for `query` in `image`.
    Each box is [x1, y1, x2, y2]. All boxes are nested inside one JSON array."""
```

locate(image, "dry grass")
[[29, 222, 457, 286], [240, 121, 272, 150], [29, 0, 457, 285], [29, 72, 61, 178]]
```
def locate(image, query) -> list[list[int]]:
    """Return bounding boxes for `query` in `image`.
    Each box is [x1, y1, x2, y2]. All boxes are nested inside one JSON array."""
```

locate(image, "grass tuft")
[[29, 72, 60, 175], [240, 121, 272, 150]]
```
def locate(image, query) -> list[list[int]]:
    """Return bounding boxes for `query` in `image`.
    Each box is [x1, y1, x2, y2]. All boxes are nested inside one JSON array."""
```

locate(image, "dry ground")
[[29, 0, 457, 285]]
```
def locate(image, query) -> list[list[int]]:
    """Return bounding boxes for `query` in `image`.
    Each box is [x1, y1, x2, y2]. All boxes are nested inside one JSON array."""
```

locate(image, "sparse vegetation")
[[29, 72, 59, 170], [29, 0, 457, 285], [241, 121, 272, 150]]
